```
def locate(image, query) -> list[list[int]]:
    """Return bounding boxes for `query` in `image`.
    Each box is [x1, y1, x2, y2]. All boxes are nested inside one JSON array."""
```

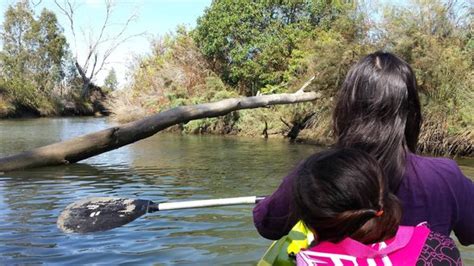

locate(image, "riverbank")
[[110, 100, 473, 158], [0, 93, 110, 118], [105, 0, 472, 158], [0, 98, 474, 157]]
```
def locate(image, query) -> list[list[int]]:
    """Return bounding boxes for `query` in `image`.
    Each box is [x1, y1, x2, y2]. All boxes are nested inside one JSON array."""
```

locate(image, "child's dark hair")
[[292, 148, 402, 244]]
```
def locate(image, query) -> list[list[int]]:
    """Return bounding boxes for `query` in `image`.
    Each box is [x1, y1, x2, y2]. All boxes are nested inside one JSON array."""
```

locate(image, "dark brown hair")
[[292, 148, 402, 244], [333, 51, 422, 192]]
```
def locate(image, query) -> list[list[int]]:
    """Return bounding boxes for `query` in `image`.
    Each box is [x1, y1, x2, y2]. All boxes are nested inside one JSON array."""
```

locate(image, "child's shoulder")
[[417, 230, 462, 265]]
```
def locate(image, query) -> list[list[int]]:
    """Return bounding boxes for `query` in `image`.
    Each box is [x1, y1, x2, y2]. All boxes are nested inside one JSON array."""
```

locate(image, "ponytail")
[[292, 148, 402, 244], [350, 194, 401, 244]]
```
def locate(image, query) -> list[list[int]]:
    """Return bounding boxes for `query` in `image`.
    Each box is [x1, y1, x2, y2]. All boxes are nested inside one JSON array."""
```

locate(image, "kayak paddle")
[[57, 196, 265, 233]]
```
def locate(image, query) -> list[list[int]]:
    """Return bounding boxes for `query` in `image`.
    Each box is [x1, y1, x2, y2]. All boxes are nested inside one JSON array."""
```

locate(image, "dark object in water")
[[57, 197, 153, 233]]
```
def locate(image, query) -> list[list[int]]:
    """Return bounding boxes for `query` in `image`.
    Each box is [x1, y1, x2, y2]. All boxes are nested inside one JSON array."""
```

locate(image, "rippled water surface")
[[0, 117, 473, 265]]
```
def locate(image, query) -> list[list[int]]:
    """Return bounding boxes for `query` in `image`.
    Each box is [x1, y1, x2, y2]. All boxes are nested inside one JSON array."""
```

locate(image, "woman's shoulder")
[[406, 153, 464, 181], [407, 153, 459, 169]]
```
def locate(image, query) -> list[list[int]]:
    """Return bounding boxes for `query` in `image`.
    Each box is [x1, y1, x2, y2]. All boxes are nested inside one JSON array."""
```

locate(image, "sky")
[[0, 0, 212, 87]]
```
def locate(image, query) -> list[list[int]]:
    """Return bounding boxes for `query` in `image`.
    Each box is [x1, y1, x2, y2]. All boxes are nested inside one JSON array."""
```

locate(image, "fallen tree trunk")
[[0, 91, 320, 172]]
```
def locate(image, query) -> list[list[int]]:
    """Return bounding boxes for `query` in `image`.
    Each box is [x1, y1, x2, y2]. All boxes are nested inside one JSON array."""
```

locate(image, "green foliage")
[[109, 30, 239, 126], [109, 0, 471, 155], [104, 68, 118, 91], [378, 0, 473, 155], [305, 12, 371, 94], [193, 0, 354, 95], [0, 2, 68, 115]]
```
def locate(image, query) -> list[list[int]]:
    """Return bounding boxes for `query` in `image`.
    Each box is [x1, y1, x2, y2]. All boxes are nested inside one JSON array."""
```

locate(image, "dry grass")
[[106, 89, 149, 123], [108, 33, 214, 123], [418, 113, 473, 157]]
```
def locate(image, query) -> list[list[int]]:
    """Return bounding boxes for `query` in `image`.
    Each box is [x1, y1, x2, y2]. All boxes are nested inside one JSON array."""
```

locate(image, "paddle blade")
[[57, 197, 152, 233]]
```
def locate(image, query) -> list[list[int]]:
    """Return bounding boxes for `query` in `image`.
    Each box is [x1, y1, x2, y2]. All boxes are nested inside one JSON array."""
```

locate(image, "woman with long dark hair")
[[253, 51, 474, 245], [292, 148, 461, 265]]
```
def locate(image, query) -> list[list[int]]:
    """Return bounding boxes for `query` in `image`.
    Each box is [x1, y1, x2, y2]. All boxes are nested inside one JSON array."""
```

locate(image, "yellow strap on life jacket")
[[287, 221, 314, 256], [258, 221, 314, 266]]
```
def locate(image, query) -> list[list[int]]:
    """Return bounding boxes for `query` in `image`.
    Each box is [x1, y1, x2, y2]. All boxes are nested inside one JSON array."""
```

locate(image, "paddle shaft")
[[58, 196, 266, 233], [148, 196, 265, 212]]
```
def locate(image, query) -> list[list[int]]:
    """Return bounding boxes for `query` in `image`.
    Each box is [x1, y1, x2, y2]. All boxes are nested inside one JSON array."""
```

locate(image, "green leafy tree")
[[54, 0, 141, 99], [193, 0, 352, 95], [0, 1, 67, 113], [104, 68, 118, 91], [34, 9, 68, 90], [0, 1, 36, 90]]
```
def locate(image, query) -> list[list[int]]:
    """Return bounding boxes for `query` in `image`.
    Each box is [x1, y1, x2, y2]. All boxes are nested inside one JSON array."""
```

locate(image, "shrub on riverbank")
[[0, 2, 66, 117], [108, 0, 473, 156], [379, 0, 473, 156], [108, 30, 237, 127]]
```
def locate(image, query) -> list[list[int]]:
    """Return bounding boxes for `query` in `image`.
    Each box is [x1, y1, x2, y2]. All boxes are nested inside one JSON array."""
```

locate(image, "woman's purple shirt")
[[252, 153, 474, 245]]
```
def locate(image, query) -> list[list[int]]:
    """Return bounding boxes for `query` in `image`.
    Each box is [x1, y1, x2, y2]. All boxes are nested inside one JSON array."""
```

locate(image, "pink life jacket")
[[296, 224, 430, 266]]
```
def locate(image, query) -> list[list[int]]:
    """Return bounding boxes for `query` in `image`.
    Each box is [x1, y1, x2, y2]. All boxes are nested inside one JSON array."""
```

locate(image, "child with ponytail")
[[293, 148, 461, 265]]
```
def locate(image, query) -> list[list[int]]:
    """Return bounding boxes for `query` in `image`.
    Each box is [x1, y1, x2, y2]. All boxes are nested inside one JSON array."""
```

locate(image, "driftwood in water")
[[0, 91, 320, 172], [282, 112, 317, 141]]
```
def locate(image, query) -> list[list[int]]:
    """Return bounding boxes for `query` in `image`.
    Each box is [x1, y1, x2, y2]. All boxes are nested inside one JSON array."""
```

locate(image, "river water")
[[0, 117, 472, 265]]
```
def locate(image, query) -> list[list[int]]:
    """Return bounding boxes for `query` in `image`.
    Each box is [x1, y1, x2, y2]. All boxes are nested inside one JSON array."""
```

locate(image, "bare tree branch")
[[0, 91, 321, 172], [280, 117, 292, 129], [89, 53, 98, 80], [74, 61, 85, 79], [54, 0, 142, 97], [83, 0, 111, 71], [31, 0, 42, 8], [296, 75, 316, 93], [54, 0, 78, 58], [93, 32, 143, 77]]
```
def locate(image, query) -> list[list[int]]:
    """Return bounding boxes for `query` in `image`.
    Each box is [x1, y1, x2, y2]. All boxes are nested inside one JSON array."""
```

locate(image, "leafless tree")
[[30, 0, 42, 7], [54, 0, 143, 98]]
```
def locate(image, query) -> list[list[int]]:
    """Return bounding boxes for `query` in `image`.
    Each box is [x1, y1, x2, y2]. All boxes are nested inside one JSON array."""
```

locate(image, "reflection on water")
[[0, 117, 472, 264]]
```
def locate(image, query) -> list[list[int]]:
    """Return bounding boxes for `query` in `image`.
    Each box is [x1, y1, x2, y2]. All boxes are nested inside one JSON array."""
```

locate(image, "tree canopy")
[[104, 68, 118, 91], [0, 1, 67, 114], [193, 0, 353, 95], [112, 0, 472, 156], [0, 0, 471, 155]]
